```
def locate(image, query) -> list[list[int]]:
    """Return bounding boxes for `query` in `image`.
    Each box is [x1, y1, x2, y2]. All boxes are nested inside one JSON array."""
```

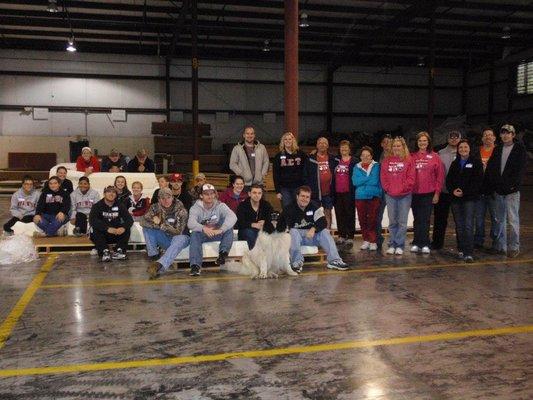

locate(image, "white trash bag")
[[0, 235, 39, 265]]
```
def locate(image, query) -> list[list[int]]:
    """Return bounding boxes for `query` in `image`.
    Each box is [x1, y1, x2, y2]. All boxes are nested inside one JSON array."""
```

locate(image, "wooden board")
[[8, 153, 57, 171], [153, 136, 212, 154]]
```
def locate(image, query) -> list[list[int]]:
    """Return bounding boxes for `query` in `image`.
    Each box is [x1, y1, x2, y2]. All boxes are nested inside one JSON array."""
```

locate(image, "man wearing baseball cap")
[[484, 124, 527, 258], [141, 187, 189, 279], [101, 148, 127, 172], [127, 148, 155, 173], [432, 130, 461, 250], [170, 173, 193, 210], [89, 185, 133, 262], [187, 183, 237, 276]]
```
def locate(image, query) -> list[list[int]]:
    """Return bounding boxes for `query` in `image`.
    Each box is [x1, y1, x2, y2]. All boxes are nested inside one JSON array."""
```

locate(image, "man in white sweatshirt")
[[70, 177, 101, 236], [187, 184, 237, 276], [3, 175, 40, 235]]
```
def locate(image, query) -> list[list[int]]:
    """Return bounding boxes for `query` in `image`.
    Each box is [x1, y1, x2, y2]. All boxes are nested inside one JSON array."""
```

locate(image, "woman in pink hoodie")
[[380, 137, 415, 255], [410, 131, 444, 254]]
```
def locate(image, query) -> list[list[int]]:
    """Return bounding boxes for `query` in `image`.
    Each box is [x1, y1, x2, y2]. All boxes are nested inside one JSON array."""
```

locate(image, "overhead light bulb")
[[47, 0, 59, 13], [262, 39, 271, 52], [299, 12, 309, 28], [501, 26, 511, 40], [66, 37, 77, 52]]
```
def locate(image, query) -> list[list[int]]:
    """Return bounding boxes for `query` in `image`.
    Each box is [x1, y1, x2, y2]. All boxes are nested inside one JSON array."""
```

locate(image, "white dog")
[[223, 230, 298, 279]]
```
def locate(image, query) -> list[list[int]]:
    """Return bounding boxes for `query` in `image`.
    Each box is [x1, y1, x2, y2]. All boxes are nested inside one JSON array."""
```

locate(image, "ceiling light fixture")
[[262, 39, 271, 52], [47, 0, 59, 13], [66, 37, 77, 52], [299, 12, 309, 28], [501, 26, 511, 40], [417, 56, 425, 67]]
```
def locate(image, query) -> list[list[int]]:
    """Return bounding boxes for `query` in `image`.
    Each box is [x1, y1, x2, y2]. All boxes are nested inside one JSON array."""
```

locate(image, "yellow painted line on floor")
[[0, 255, 57, 350], [39, 257, 533, 290], [0, 324, 531, 377]]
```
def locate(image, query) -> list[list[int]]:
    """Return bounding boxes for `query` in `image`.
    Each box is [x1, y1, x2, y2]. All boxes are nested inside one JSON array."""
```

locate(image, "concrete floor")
[[0, 193, 532, 399]]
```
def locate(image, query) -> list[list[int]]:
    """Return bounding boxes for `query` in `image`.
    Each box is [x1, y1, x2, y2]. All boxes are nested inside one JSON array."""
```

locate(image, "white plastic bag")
[[0, 235, 39, 265]]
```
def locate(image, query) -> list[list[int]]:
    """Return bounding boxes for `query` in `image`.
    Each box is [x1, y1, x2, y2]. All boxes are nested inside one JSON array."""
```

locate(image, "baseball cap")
[[169, 173, 183, 183], [195, 173, 206, 181], [104, 185, 117, 193], [448, 131, 461, 139], [500, 124, 515, 133], [202, 183, 216, 192], [158, 187, 173, 198]]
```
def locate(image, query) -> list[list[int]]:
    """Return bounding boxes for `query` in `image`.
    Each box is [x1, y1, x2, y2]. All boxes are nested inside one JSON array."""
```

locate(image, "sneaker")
[[90, 248, 98, 256], [147, 262, 163, 279], [327, 259, 349, 271], [395, 248, 404, 255], [457, 252, 464, 260], [507, 249, 520, 258], [369, 243, 378, 251], [421, 246, 430, 254], [190, 264, 201, 276], [410, 245, 419, 253], [215, 251, 228, 266], [464, 256, 474, 263], [101, 249, 111, 262], [291, 260, 304, 274], [335, 237, 345, 245], [73, 227, 83, 237], [386, 247, 395, 255], [57, 224, 68, 237], [344, 239, 354, 247], [111, 248, 127, 260], [360, 241, 370, 250]]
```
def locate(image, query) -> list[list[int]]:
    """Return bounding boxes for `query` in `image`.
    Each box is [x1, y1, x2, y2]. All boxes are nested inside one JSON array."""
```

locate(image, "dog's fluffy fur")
[[223, 231, 298, 279]]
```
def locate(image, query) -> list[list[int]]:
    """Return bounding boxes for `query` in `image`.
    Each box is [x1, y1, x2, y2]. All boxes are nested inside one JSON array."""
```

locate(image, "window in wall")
[[516, 60, 533, 95]]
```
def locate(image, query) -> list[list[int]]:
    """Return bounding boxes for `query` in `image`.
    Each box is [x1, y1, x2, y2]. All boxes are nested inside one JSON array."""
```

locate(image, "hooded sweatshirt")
[[89, 199, 133, 232], [76, 156, 100, 173], [36, 186, 71, 216], [10, 188, 40, 219], [272, 150, 307, 192], [187, 199, 237, 233], [70, 188, 101, 216], [352, 161, 382, 200], [380, 156, 415, 197], [411, 150, 445, 195]]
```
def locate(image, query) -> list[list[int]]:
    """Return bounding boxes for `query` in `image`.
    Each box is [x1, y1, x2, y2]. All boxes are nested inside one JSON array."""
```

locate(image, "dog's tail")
[[220, 260, 252, 276]]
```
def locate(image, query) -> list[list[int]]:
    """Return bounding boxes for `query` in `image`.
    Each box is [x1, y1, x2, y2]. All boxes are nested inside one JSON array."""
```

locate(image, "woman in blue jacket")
[[352, 146, 383, 251]]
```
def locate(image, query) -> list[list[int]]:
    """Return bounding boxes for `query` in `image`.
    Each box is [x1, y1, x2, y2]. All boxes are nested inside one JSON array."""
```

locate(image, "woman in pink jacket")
[[411, 131, 445, 254], [380, 137, 415, 255]]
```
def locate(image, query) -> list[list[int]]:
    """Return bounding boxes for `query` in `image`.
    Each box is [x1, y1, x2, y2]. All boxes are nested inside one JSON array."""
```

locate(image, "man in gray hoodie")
[[229, 126, 270, 189], [70, 177, 101, 236], [187, 184, 237, 276], [3, 175, 40, 235]]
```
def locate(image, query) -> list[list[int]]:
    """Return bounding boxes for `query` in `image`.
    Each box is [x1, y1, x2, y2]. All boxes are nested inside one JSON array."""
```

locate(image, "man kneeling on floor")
[[276, 185, 348, 272], [141, 188, 190, 279], [89, 186, 133, 262], [187, 184, 237, 276]]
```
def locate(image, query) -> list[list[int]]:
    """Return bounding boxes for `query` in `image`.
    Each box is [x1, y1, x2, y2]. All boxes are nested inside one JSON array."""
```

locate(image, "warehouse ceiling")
[[0, 0, 532, 69]]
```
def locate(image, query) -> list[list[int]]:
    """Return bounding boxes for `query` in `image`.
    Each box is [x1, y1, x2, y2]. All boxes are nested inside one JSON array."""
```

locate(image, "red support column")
[[284, 0, 299, 137]]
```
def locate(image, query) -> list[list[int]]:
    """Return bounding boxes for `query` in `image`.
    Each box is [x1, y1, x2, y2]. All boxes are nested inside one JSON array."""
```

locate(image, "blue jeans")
[[280, 187, 298, 209], [492, 192, 520, 252], [238, 228, 258, 249], [289, 228, 341, 264], [143, 228, 190, 271], [451, 200, 475, 257], [385, 193, 412, 249], [376, 193, 387, 248], [474, 195, 497, 247], [189, 229, 234, 267], [37, 213, 68, 236]]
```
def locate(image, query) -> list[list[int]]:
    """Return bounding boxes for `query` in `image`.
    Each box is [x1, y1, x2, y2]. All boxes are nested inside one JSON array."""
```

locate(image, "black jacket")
[[101, 156, 128, 172], [276, 200, 327, 233], [446, 156, 483, 202], [236, 198, 275, 234], [272, 150, 307, 192], [484, 142, 528, 195], [36, 187, 71, 216], [305, 153, 338, 201], [89, 199, 134, 232], [127, 157, 155, 173]]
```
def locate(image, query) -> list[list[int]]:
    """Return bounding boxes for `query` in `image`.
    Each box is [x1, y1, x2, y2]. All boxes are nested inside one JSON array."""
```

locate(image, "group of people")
[[76, 147, 156, 175], [2, 123, 527, 275]]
